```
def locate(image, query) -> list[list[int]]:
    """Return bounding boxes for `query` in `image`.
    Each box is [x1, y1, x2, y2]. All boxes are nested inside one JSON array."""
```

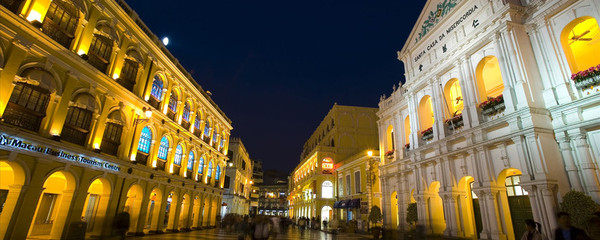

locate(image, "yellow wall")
[[562, 17, 600, 72]]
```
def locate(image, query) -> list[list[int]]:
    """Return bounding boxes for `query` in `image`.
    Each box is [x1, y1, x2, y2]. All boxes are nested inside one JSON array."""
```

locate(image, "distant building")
[[257, 173, 289, 216], [253, 160, 264, 185], [222, 138, 253, 216], [250, 160, 264, 215], [288, 104, 379, 224]]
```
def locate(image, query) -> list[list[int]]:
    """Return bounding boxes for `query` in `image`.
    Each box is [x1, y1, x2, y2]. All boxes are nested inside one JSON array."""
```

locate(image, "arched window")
[[41, 0, 79, 48], [443, 78, 463, 117], [212, 132, 218, 145], [198, 156, 204, 174], [475, 56, 504, 102], [167, 90, 178, 120], [204, 120, 211, 139], [207, 161, 213, 178], [62, 94, 96, 146], [219, 138, 225, 150], [138, 127, 152, 153], [149, 75, 164, 109], [561, 17, 600, 73], [322, 181, 333, 199], [386, 126, 394, 151], [117, 50, 142, 91], [418, 95, 434, 132], [404, 116, 411, 147], [187, 152, 195, 171], [157, 136, 169, 160], [216, 165, 221, 180], [193, 115, 202, 138], [173, 144, 183, 166], [101, 111, 124, 156], [4, 68, 55, 132], [88, 25, 116, 73], [181, 102, 191, 129]]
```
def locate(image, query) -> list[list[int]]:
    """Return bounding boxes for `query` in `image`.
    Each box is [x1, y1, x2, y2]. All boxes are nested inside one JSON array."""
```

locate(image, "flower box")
[[421, 127, 434, 141], [572, 65, 600, 89], [385, 150, 394, 158], [445, 114, 464, 131], [479, 95, 505, 117], [405, 143, 410, 150]]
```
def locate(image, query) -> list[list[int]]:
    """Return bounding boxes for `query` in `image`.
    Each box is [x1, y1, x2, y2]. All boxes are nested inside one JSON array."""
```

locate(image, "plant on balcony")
[[421, 127, 433, 141], [479, 94, 505, 116], [385, 150, 394, 158], [405, 143, 410, 150], [445, 113, 464, 130], [571, 65, 600, 89]]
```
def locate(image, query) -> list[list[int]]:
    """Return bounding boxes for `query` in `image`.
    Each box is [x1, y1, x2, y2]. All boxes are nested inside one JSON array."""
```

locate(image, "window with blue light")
[[220, 138, 225, 149], [173, 144, 183, 166], [157, 136, 169, 160], [194, 116, 201, 130], [168, 91, 178, 112], [198, 156, 204, 174], [138, 127, 152, 153], [182, 103, 190, 122], [207, 161, 213, 178], [216, 165, 221, 180], [150, 76, 163, 100], [204, 120, 211, 136], [188, 152, 195, 170], [213, 132, 217, 143]]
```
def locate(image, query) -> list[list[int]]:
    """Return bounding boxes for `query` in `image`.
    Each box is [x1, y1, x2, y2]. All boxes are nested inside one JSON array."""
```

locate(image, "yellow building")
[[288, 104, 378, 224], [334, 150, 381, 231], [0, 0, 232, 239], [223, 138, 253, 216]]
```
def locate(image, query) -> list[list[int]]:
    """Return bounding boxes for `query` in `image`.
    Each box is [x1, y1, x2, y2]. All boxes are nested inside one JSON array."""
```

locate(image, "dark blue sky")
[[126, 0, 425, 173]]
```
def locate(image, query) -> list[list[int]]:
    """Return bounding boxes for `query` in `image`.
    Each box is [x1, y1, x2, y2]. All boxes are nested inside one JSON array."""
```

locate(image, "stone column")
[[455, 58, 478, 128], [556, 132, 583, 191], [570, 132, 600, 202]]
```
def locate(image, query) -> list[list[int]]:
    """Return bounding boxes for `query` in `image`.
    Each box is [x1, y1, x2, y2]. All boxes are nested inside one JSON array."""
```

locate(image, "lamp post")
[[128, 107, 153, 163]]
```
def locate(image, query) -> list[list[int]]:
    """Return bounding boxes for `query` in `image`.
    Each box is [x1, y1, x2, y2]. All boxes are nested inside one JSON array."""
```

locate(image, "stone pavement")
[[127, 227, 373, 240]]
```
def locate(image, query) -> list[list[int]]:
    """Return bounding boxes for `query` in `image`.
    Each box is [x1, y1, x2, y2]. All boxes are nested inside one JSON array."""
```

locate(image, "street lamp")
[[128, 107, 153, 162]]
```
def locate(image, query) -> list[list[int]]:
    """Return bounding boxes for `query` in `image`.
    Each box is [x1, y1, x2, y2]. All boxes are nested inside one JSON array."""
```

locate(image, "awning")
[[333, 201, 341, 208], [339, 200, 349, 208], [348, 199, 361, 208]]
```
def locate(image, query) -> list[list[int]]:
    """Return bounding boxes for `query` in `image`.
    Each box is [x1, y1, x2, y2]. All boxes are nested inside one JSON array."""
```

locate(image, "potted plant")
[[405, 143, 410, 150], [421, 127, 434, 141], [444, 113, 464, 130], [385, 150, 394, 159], [571, 64, 600, 89], [369, 205, 383, 239], [479, 95, 505, 116]]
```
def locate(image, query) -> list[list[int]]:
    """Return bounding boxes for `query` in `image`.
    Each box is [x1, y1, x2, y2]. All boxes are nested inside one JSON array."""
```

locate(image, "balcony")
[[87, 51, 109, 73], [166, 109, 176, 121], [181, 121, 190, 130], [61, 125, 89, 146], [100, 138, 120, 156], [186, 170, 193, 179], [156, 159, 167, 171], [2, 102, 45, 132], [116, 77, 135, 92], [172, 165, 181, 175], [193, 130, 201, 138], [41, 17, 74, 49], [136, 151, 149, 165], [148, 97, 161, 110]]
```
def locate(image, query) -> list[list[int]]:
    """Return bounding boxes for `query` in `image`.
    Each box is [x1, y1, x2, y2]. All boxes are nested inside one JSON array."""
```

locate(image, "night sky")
[[126, 0, 425, 173]]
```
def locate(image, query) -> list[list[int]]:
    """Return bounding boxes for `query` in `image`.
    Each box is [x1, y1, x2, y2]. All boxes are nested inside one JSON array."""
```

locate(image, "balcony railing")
[[172, 165, 181, 175], [87, 51, 109, 73], [181, 121, 190, 130], [116, 77, 135, 92], [100, 138, 120, 156], [2, 102, 45, 132], [193, 130, 201, 138], [156, 159, 167, 171], [166, 109, 176, 121], [148, 97, 161, 110], [61, 125, 89, 146], [41, 17, 74, 49], [136, 151, 149, 165], [186, 170, 193, 179]]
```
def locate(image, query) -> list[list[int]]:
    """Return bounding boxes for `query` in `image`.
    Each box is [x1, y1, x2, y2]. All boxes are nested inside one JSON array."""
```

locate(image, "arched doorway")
[[144, 188, 163, 232], [210, 197, 218, 226], [475, 56, 505, 102], [164, 191, 178, 231], [499, 169, 532, 240], [321, 206, 332, 224], [457, 176, 482, 239], [418, 96, 435, 132], [386, 125, 395, 151], [428, 181, 445, 235], [192, 195, 201, 228], [404, 116, 411, 148], [124, 184, 144, 234], [178, 194, 190, 230], [443, 78, 464, 117], [0, 161, 26, 238], [561, 17, 600, 73], [28, 171, 76, 239], [202, 196, 210, 227], [391, 192, 399, 227], [82, 178, 111, 235]]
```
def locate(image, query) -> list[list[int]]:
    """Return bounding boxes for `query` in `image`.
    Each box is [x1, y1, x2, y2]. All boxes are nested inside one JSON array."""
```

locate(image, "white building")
[[377, 0, 600, 239]]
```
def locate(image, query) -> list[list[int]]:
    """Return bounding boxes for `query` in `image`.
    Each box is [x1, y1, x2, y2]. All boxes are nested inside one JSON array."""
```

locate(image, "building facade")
[[0, 0, 232, 239], [223, 138, 253, 216], [257, 182, 289, 216], [334, 150, 381, 231], [289, 104, 378, 224], [377, 0, 600, 240]]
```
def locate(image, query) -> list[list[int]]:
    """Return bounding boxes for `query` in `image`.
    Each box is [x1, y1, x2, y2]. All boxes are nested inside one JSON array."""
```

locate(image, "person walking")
[[554, 212, 590, 240], [521, 219, 547, 240], [113, 211, 130, 240]]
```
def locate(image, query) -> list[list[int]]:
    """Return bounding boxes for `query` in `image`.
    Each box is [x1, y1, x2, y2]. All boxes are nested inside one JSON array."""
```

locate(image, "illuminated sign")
[[0, 134, 121, 172], [322, 158, 333, 174]]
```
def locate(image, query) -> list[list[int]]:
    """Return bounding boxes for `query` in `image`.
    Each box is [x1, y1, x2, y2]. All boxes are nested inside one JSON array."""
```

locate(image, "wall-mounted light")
[[367, 151, 373, 157]]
